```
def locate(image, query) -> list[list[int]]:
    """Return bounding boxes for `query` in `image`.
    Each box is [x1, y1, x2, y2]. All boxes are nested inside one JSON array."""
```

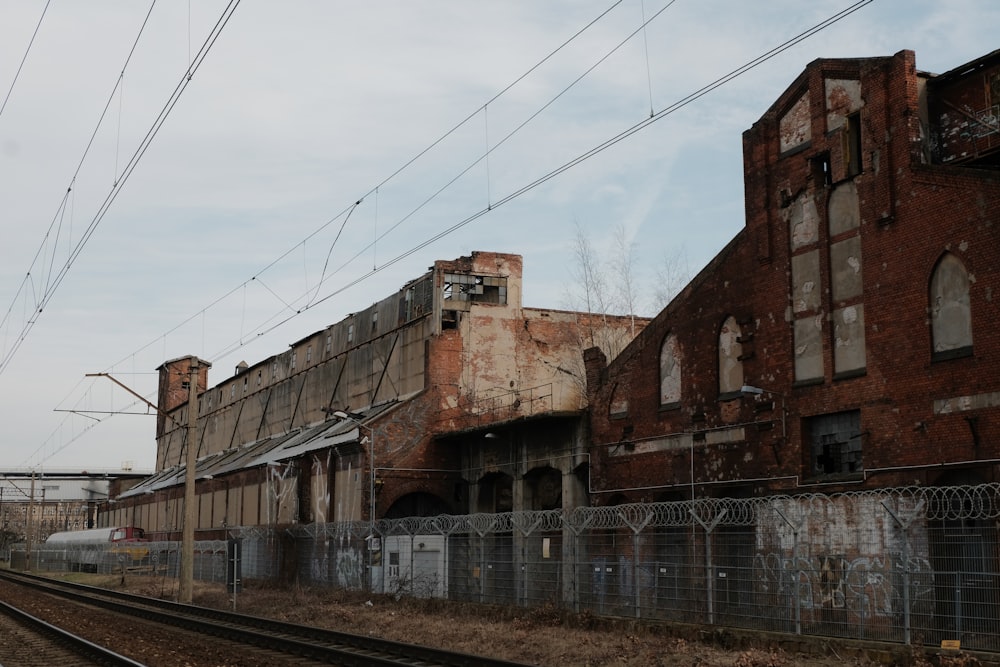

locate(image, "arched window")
[[659, 334, 681, 407], [930, 253, 973, 359], [718, 316, 744, 395]]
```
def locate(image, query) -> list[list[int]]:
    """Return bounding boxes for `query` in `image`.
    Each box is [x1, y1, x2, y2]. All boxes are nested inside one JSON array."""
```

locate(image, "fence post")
[[691, 508, 727, 625], [512, 513, 544, 608], [632, 532, 641, 619], [564, 510, 591, 614], [775, 507, 802, 635], [881, 499, 924, 646], [616, 506, 653, 620]]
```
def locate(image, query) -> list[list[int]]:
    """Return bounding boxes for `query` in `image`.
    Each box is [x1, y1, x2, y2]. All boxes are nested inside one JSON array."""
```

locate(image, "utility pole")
[[25, 472, 35, 571], [86, 365, 203, 600], [179, 360, 200, 604]]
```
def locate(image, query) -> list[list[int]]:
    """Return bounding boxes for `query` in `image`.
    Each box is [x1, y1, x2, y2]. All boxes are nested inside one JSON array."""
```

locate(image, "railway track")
[[0, 596, 145, 666], [0, 569, 535, 667]]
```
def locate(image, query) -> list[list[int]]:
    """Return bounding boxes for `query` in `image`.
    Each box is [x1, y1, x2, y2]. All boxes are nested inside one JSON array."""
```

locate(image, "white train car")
[[43, 526, 147, 572]]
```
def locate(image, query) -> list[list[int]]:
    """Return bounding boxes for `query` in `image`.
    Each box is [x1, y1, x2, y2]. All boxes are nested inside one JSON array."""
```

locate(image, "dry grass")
[[58, 573, 967, 667]]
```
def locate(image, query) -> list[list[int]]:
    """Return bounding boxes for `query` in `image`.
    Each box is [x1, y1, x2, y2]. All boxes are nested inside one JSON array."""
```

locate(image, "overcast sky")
[[1, 0, 996, 473]]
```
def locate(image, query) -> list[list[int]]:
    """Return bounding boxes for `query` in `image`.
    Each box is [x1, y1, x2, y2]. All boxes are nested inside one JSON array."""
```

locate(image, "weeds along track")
[[0, 569, 533, 667]]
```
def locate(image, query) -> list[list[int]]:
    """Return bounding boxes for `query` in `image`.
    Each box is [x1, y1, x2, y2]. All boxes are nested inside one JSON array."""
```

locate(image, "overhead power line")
[[33, 0, 872, 467], [207, 0, 873, 360], [95, 0, 632, 372], [0, 0, 52, 121], [0, 0, 242, 380]]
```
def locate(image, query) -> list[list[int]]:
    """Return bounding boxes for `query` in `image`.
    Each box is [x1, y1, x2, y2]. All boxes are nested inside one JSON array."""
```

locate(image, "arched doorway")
[[524, 466, 562, 511], [477, 472, 513, 514], [382, 492, 451, 519]]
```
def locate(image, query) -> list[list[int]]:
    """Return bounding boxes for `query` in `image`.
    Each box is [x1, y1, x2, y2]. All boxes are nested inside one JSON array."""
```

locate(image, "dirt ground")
[[63, 573, 986, 667]]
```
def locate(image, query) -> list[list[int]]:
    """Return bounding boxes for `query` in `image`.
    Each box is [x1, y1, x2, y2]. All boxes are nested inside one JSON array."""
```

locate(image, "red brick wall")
[[588, 50, 1000, 503]]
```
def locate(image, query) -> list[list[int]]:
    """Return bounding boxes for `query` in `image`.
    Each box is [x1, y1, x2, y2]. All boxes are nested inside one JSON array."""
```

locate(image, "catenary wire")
[[0, 0, 240, 379], [0, 1, 158, 368], [210, 0, 873, 358], [0, 0, 52, 121], [90, 0, 632, 375], [36, 0, 870, 466]]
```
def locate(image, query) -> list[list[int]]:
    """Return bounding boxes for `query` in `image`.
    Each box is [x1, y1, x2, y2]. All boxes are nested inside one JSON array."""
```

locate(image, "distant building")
[[103, 252, 646, 538], [1, 470, 145, 544]]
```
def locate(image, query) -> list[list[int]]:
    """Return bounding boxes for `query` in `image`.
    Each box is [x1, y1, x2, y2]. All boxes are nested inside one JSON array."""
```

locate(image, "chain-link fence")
[[12, 484, 1000, 652], [17, 540, 230, 585], [288, 484, 1000, 651]]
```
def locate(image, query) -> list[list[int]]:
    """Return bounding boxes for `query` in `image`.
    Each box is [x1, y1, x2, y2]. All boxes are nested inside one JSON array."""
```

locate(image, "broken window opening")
[[442, 272, 507, 306], [812, 152, 832, 187], [402, 277, 434, 324], [845, 112, 862, 177], [808, 410, 862, 477]]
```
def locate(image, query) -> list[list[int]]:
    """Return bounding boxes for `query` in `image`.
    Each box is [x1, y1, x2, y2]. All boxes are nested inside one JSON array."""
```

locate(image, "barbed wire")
[[284, 483, 1000, 539]]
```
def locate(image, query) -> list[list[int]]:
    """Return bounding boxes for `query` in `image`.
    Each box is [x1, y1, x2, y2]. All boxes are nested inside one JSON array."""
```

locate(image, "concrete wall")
[[127, 251, 646, 534]]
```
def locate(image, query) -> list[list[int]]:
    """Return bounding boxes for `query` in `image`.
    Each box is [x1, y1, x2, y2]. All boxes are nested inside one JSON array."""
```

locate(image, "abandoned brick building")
[[583, 49, 1000, 639], [586, 48, 1000, 501], [92, 48, 1000, 641], [102, 252, 644, 542]]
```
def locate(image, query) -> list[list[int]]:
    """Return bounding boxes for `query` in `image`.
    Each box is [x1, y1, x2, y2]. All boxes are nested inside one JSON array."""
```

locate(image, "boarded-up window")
[[930, 253, 973, 359], [718, 316, 743, 395], [659, 334, 681, 407], [833, 305, 866, 375], [794, 316, 824, 382]]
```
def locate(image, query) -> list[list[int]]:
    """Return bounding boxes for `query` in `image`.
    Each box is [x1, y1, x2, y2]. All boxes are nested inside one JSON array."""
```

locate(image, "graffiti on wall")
[[753, 551, 935, 621], [336, 546, 364, 589], [266, 462, 297, 525], [311, 451, 331, 524]]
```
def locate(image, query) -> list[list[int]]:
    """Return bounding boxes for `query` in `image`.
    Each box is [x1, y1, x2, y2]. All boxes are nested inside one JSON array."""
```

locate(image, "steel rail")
[[0, 570, 531, 667], [0, 597, 147, 666]]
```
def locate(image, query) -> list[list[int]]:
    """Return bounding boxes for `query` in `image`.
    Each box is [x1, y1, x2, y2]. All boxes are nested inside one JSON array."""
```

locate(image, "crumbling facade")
[[586, 49, 1000, 639], [104, 252, 644, 542]]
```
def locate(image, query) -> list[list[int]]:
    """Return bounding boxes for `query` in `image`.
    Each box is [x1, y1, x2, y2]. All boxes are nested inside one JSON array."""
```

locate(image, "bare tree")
[[610, 223, 638, 337], [567, 220, 612, 348], [564, 221, 643, 366], [651, 245, 690, 312]]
